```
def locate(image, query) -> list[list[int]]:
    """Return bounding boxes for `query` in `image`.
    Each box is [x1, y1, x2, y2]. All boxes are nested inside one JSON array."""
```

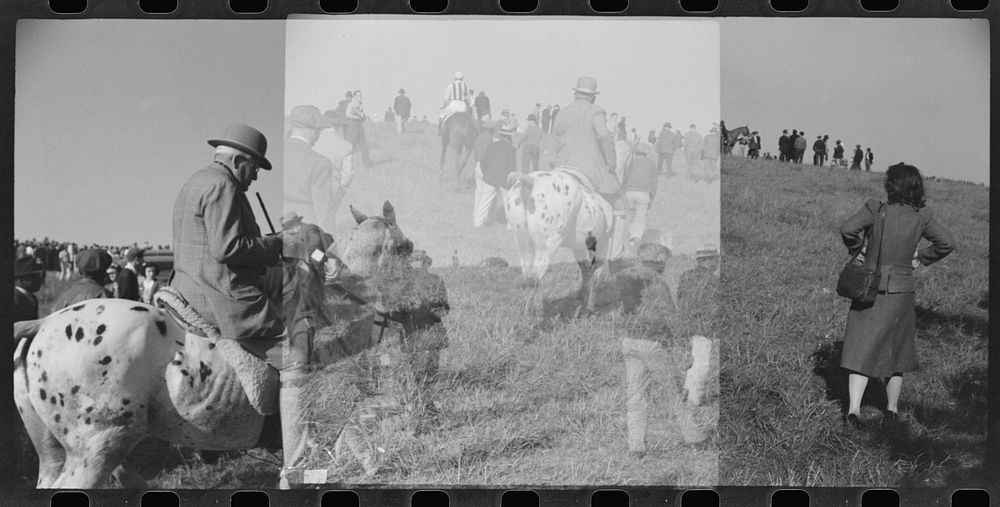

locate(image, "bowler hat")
[[76, 249, 113, 275], [208, 124, 272, 170], [124, 247, 144, 262], [14, 255, 45, 278], [290, 105, 335, 130], [572, 76, 600, 95]]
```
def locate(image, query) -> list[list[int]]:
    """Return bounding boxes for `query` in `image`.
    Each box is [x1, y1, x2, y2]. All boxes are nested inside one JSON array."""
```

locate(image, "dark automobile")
[[141, 250, 173, 283]]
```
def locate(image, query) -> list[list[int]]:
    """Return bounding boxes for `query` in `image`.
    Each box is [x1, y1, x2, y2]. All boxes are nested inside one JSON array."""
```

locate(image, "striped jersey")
[[444, 80, 469, 102]]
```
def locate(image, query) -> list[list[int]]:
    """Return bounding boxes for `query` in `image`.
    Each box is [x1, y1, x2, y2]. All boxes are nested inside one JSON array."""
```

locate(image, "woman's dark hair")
[[144, 263, 159, 275], [885, 163, 926, 209]]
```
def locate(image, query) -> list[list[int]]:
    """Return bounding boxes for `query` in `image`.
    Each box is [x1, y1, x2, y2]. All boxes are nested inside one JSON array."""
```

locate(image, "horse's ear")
[[382, 201, 397, 226], [350, 205, 367, 225]]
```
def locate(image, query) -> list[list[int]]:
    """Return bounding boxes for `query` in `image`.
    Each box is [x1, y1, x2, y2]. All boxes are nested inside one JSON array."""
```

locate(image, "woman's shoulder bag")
[[836, 202, 886, 304]]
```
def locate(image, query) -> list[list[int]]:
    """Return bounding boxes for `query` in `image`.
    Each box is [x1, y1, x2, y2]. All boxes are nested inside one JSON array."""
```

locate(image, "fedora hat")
[[14, 255, 45, 278], [208, 123, 272, 170], [76, 248, 113, 275], [573, 76, 599, 95], [290, 105, 335, 130]]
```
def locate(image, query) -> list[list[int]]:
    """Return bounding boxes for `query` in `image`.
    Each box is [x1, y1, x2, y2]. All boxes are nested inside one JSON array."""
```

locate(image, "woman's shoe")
[[845, 413, 862, 430]]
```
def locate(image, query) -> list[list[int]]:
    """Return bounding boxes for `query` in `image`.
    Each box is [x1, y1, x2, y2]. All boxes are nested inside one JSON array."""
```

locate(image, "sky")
[[15, 20, 287, 246], [720, 18, 989, 185], [285, 16, 720, 143]]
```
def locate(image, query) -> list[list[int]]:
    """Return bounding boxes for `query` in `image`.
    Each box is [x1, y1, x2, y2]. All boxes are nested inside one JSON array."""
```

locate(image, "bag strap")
[[873, 201, 887, 272]]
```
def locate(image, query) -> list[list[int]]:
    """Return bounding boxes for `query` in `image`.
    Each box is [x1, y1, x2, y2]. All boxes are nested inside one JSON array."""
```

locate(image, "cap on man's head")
[[14, 255, 45, 279], [207, 124, 272, 170], [572, 76, 600, 95], [783, 129, 788, 133], [124, 247, 144, 262], [398, 88, 405, 94], [290, 105, 335, 130], [77, 249, 113, 275]]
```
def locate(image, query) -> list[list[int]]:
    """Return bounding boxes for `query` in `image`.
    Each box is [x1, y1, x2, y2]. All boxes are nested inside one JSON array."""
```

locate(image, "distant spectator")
[[345, 90, 373, 168], [850, 144, 863, 171], [813, 136, 826, 166], [647, 130, 657, 145], [318, 109, 357, 223], [541, 106, 552, 134], [116, 247, 144, 301], [384, 107, 394, 123], [516, 114, 543, 172], [332, 90, 353, 138], [683, 124, 703, 177], [549, 104, 560, 130], [833, 140, 845, 167], [474, 124, 516, 227], [778, 129, 790, 162], [735, 133, 748, 157], [53, 248, 112, 313], [788, 130, 800, 163], [702, 126, 720, 180], [654, 122, 680, 176], [474, 91, 491, 120], [748, 131, 761, 159], [58, 244, 73, 280], [719, 121, 729, 155], [141, 264, 162, 304], [630, 127, 640, 144], [794, 131, 807, 163], [14, 255, 46, 322], [865, 148, 874, 172], [393, 89, 412, 134]]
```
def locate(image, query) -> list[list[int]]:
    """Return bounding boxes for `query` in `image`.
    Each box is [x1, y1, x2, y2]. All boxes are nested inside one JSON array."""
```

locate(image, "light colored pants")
[[624, 190, 652, 242], [621, 337, 676, 453], [473, 162, 508, 227], [394, 115, 406, 133], [441, 100, 468, 118]]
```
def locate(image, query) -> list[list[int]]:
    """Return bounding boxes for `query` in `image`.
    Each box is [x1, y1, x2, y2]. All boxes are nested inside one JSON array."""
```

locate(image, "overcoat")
[[170, 163, 284, 358], [839, 198, 955, 376], [550, 97, 622, 196]]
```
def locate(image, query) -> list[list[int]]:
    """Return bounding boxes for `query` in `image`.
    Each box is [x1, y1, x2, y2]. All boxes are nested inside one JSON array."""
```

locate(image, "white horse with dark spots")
[[504, 168, 614, 318]]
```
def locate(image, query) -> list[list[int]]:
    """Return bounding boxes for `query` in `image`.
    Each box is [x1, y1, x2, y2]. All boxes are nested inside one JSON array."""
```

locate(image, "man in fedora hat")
[[440, 71, 470, 135], [171, 123, 284, 364], [393, 88, 412, 134], [51, 248, 113, 313], [474, 124, 517, 227], [284, 105, 341, 236], [14, 255, 47, 322], [551, 76, 628, 259]]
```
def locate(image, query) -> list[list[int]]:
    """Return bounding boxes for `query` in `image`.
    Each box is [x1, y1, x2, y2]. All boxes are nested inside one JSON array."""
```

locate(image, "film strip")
[[1, 0, 995, 506]]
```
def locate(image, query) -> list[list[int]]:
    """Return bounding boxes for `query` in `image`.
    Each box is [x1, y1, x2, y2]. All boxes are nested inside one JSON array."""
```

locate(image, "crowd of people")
[[720, 125, 876, 171]]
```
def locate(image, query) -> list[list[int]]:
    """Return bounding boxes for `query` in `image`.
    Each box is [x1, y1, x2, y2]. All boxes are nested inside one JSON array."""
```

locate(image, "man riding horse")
[[550, 76, 628, 260], [439, 71, 471, 135]]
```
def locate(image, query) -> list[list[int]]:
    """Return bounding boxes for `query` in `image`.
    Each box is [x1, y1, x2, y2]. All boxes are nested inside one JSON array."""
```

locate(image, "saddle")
[[551, 167, 615, 228], [154, 286, 280, 416]]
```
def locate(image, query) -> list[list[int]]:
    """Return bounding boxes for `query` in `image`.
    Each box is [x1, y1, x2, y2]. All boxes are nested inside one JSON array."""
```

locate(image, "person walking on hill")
[[474, 91, 491, 121], [474, 124, 516, 227], [850, 144, 864, 171], [812, 136, 825, 166], [654, 122, 679, 176], [393, 89, 411, 134], [683, 124, 703, 177], [623, 143, 658, 254], [865, 148, 874, 172], [832, 140, 845, 167], [345, 90, 372, 168], [516, 114, 543, 172], [839, 163, 954, 430], [778, 130, 790, 162]]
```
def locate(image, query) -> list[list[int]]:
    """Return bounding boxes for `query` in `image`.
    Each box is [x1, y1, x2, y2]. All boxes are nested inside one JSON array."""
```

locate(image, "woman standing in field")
[[839, 163, 955, 429]]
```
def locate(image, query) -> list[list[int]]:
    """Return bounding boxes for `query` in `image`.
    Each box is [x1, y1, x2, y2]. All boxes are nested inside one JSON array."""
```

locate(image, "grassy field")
[[719, 156, 988, 486], [15, 121, 720, 488]]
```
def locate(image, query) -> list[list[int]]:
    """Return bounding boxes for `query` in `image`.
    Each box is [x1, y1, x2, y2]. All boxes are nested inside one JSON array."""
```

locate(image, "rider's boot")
[[278, 325, 312, 489]]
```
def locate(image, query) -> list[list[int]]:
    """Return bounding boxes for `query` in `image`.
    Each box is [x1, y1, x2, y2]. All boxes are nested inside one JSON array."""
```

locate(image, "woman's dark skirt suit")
[[839, 199, 955, 377]]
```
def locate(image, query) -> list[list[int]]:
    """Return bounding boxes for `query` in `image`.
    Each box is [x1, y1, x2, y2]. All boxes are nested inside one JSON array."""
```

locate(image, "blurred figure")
[[393, 88, 412, 134], [14, 255, 46, 322], [865, 148, 874, 172], [833, 140, 846, 167], [116, 247, 144, 301], [516, 114, 543, 172], [440, 71, 470, 134], [813, 136, 826, 166], [474, 90, 491, 120], [683, 124, 703, 177], [541, 105, 552, 134], [701, 126, 720, 181], [285, 105, 339, 235], [794, 130, 807, 163], [141, 264, 162, 304], [623, 143, 658, 255], [52, 248, 113, 313], [778, 129, 790, 162], [473, 124, 516, 227], [345, 90, 372, 168], [850, 144, 863, 171], [654, 122, 680, 176]]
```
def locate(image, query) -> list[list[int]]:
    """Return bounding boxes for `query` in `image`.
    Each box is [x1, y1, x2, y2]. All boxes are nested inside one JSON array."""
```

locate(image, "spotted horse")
[[504, 168, 615, 319]]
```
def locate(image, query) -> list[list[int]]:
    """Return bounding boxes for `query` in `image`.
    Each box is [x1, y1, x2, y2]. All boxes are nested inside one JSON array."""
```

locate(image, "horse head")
[[341, 201, 414, 278]]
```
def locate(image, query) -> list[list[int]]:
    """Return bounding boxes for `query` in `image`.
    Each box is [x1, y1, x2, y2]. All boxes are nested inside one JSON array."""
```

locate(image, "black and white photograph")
[[279, 16, 721, 486], [10, 17, 721, 488], [717, 18, 989, 486]]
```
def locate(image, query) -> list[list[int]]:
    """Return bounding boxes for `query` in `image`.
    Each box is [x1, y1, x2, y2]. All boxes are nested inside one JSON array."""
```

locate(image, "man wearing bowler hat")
[[393, 88, 412, 134], [14, 255, 47, 322], [284, 105, 340, 235], [551, 76, 628, 259], [171, 123, 284, 363], [51, 248, 113, 313]]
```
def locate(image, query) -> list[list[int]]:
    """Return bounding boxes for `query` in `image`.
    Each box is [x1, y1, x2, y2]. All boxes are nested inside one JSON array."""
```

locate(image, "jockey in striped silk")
[[439, 71, 470, 134]]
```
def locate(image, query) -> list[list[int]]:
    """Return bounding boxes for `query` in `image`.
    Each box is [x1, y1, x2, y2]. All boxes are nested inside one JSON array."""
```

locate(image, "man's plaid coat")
[[170, 163, 284, 355]]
